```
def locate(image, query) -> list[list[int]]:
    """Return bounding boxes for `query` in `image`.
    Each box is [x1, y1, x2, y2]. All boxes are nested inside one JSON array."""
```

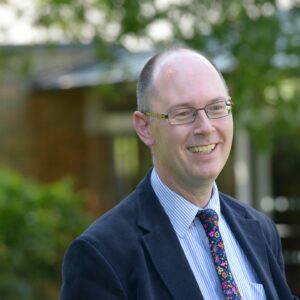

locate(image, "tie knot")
[[198, 209, 219, 227]]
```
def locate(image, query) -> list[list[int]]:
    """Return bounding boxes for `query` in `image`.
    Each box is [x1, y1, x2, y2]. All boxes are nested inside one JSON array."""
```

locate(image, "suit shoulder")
[[220, 192, 279, 243], [83, 190, 140, 242], [220, 192, 268, 220]]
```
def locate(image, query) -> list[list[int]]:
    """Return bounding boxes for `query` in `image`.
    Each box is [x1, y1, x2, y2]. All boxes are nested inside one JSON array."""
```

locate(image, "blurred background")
[[0, 0, 299, 299]]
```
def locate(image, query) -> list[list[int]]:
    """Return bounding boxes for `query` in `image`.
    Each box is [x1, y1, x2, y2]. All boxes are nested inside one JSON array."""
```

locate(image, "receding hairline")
[[153, 48, 208, 77], [136, 47, 228, 111]]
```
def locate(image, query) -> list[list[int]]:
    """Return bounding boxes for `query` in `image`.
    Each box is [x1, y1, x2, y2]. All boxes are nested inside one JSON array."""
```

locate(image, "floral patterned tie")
[[198, 209, 242, 300]]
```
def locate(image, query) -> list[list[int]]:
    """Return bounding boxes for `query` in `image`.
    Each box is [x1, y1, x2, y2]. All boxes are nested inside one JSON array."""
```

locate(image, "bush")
[[0, 169, 92, 300]]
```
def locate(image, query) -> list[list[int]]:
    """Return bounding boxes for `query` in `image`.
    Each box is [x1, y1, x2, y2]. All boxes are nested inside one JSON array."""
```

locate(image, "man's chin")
[[187, 172, 218, 187]]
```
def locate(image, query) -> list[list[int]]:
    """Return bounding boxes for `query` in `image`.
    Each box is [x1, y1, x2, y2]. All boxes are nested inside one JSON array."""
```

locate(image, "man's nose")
[[193, 109, 214, 134]]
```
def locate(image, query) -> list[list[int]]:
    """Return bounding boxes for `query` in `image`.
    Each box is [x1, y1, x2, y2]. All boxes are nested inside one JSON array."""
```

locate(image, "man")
[[61, 48, 296, 299]]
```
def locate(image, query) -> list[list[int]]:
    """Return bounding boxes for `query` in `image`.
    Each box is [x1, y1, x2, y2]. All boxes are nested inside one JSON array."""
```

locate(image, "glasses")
[[143, 99, 233, 125]]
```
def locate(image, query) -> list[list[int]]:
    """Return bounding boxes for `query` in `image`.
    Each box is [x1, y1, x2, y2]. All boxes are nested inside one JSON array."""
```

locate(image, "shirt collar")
[[151, 168, 221, 238]]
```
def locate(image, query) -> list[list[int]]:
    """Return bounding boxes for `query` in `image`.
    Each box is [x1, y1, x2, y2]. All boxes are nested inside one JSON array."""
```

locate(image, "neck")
[[172, 184, 213, 208], [155, 169, 214, 208]]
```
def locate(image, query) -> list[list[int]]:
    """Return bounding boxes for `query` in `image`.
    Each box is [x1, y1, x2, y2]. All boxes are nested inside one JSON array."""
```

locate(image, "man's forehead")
[[153, 50, 213, 82]]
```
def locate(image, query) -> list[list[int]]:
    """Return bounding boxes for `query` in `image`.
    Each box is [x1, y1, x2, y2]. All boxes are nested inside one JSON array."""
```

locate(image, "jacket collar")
[[136, 170, 204, 300], [134, 171, 280, 300], [219, 193, 279, 300]]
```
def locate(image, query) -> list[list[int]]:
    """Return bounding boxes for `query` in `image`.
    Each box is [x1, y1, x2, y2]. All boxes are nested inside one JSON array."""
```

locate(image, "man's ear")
[[133, 111, 155, 147]]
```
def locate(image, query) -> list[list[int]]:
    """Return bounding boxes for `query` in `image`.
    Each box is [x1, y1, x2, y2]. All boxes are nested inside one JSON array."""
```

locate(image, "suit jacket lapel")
[[220, 194, 278, 299], [135, 175, 204, 300]]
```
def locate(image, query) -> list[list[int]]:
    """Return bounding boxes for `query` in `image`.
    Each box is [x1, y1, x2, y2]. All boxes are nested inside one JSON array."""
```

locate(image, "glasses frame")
[[143, 98, 233, 125]]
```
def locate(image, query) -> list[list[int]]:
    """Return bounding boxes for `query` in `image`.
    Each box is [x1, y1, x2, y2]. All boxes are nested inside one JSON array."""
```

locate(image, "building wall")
[[0, 44, 96, 179], [0, 85, 30, 172], [25, 89, 87, 185]]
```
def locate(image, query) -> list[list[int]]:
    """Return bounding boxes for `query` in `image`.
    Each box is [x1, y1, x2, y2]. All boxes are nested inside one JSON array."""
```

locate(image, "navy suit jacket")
[[61, 171, 296, 300]]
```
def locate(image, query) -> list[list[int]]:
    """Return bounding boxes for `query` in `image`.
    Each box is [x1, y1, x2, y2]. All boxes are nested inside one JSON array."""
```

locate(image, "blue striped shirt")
[[151, 169, 266, 300]]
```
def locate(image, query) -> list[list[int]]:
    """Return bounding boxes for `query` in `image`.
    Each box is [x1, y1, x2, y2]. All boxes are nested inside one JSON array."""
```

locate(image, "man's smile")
[[188, 143, 216, 154]]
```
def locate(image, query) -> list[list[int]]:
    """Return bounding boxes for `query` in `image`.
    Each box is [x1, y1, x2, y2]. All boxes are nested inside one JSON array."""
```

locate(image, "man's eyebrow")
[[168, 102, 193, 110], [208, 96, 230, 103], [168, 96, 230, 111]]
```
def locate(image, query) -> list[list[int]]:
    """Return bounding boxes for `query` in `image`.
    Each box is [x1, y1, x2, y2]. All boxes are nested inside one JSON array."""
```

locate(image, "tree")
[[1, 0, 300, 147], [0, 169, 92, 300]]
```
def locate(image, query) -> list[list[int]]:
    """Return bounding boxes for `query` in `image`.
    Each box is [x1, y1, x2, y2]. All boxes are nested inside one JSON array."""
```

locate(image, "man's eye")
[[174, 110, 192, 118], [210, 104, 225, 111]]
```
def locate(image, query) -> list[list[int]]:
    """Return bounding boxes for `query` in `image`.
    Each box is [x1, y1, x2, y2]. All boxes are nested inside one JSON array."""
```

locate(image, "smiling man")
[[134, 49, 233, 208], [61, 48, 296, 300]]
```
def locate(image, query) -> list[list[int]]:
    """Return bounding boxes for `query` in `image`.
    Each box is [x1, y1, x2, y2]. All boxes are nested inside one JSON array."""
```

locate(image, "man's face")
[[149, 52, 233, 189]]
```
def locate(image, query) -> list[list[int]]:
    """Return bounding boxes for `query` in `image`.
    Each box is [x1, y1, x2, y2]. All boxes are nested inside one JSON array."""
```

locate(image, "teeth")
[[189, 144, 216, 153]]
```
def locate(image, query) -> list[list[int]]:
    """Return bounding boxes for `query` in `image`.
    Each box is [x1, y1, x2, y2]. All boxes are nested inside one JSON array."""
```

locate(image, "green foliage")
[[1, 0, 300, 148], [0, 169, 92, 300], [31, 0, 300, 148]]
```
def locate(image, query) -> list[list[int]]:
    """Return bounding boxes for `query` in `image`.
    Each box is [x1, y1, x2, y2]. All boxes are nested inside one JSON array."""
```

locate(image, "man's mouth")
[[188, 144, 216, 154]]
